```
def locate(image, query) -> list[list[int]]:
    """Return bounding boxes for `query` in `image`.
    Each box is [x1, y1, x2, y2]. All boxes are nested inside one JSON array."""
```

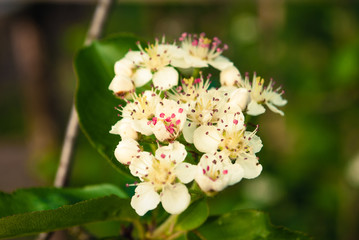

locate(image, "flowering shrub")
[[109, 33, 287, 216]]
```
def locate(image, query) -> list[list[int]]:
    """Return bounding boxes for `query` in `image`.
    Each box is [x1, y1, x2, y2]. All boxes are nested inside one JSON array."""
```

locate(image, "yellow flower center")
[[219, 130, 248, 159], [146, 159, 176, 191]]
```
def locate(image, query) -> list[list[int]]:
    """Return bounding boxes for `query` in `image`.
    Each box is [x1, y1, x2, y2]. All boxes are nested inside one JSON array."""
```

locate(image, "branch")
[[55, 0, 113, 187]]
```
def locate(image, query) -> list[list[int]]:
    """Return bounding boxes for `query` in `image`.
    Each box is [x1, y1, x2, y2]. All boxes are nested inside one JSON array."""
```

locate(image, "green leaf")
[[193, 209, 312, 240], [175, 199, 209, 231], [74, 33, 139, 176], [0, 184, 137, 239], [0, 184, 127, 217], [206, 184, 243, 216]]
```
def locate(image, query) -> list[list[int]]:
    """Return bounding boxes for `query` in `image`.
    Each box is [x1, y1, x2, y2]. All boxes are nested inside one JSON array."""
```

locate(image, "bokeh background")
[[1, 0, 359, 239]]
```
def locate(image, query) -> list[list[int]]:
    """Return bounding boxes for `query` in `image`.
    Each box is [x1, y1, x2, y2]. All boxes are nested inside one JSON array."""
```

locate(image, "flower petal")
[[175, 162, 197, 184], [131, 182, 160, 216], [114, 138, 140, 165], [271, 94, 287, 106], [236, 155, 263, 179], [186, 55, 208, 68], [129, 152, 153, 178], [246, 100, 266, 116], [155, 141, 187, 164], [228, 87, 250, 111], [209, 55, 233, 71], [245, 131, 263, 153], [133, 68, 152, 87], [227, 163, 244, 186], [114, 58, 134, 77], [193, 125, 221, 153], [133, 119, 153, 136], [161, 183, 191, 214], [266, 102, 284, 116], [125, 51, 143, 64], [170, 58, 191, 69], [153, 67, 179, 90], [152, 121, 171, 142], [217, 112, 245, 133], [110, 118, 138, 140], [182, 121, 197, 144]]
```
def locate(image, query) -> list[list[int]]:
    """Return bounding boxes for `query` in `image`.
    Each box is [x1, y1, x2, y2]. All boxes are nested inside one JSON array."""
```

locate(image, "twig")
[[54, 0, 113, 188], [54, 105, 78, 187], [37, 0, 113, 239]]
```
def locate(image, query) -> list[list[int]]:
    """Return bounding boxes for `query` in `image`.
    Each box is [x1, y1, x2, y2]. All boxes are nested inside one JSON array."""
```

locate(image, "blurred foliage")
[[1, 1, 359, 240]]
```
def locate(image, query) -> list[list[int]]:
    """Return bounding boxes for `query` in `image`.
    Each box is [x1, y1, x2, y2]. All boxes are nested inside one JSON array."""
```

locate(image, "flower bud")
[[114, 138, 140, 165], [228, 87, 250, 111], [110, 118, 138, 140], [220, 66, 241, 86], [108, 75, 134, 97]]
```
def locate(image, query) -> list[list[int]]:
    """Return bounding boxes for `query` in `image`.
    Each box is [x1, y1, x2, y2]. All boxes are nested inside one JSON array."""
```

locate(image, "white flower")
[[241, 73, 287, 116], [114, 138, 140, 165], [175, 32, 233, 70], [121, 90, 160, 136], [220, 66, 241, 86], [195, 152, 244, 192], [168, 76, 210, 104], [181, 85, 245, 144], [130, 40, 180, 90], [129, 141, 196, 215], [193, 112, 263, 179], [110, 118, 138, 140], [149, 99, 187, 142], [182, 89, 227, 143]]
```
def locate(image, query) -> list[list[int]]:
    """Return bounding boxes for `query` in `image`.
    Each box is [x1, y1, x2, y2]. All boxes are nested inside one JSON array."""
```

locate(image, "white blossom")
[[129, 141, 196, 215], [168, 76, 210, 104], [121, 90, 160, 136], [193, 112, 263, 179], [130, 40, 181, 90], [149, 99, 187, 142], [240, 73, 287, 116], [181, 85, 244, 144], [174, 32, 233, 70], [195, 152, 244, 192], [182, 89, 227, 143]]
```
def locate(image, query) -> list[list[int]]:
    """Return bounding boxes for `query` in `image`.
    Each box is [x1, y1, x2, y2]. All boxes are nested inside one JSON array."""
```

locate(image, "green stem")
[[192, 68, 201, 78], [133, 219, 145, 240], [151, 214, 178, 239]]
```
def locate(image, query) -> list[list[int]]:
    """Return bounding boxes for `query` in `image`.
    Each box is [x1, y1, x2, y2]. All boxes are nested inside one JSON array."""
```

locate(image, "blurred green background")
[[0, 1, 359, 240]]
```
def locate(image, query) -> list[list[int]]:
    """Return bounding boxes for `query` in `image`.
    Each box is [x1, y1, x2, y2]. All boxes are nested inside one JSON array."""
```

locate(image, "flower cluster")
[[109, 33, 287, 216]]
